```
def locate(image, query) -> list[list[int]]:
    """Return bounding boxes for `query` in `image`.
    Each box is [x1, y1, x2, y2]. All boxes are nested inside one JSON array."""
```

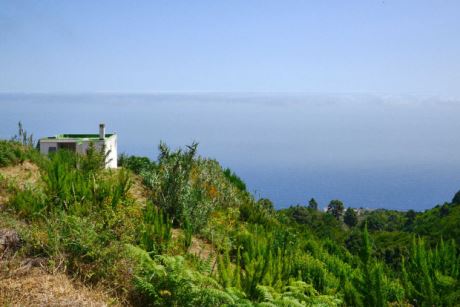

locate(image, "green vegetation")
[[0, 122, 40, 167], [308, 198, 318, 210], [0, 140, 26, 167], [2, 128, 460, 306], [223, 167, 247, 192], [344, 208, 358, 228], [327, 199, 345, 220]]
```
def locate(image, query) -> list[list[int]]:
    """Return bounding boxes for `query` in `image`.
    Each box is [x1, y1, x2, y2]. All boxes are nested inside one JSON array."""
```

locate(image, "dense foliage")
[[2, 134, 460, 306], [0, 140, 26, 167]]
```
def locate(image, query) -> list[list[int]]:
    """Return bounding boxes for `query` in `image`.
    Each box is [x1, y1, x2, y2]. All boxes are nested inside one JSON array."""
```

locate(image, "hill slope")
[[1, 139, 460, 306]]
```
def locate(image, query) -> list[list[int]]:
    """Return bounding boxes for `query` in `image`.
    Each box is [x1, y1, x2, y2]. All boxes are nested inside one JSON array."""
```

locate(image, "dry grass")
[[0, 163, 128, 306], [0, 259, 119, 307], [0, 161, 41, 187], [0, 161, 41, 208]]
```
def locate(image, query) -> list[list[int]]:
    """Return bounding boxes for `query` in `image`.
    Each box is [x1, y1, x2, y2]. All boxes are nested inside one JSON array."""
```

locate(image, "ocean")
[[1, 93, 459, 211]]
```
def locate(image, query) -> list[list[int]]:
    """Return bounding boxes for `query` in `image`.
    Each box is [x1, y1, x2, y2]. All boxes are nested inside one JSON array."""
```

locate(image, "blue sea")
[[1, 93, 460, 211]]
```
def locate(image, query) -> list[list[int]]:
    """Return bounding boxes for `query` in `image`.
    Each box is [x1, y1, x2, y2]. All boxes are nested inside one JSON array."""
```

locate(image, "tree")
[[452, 190, 460, 204], [327, 200, 344, 220], [365, 214, 385, 231], [308, 198, 318, 210], [344, 207, 358, 227], [404, 209, 417, 229], [440, 203, 450, 217]]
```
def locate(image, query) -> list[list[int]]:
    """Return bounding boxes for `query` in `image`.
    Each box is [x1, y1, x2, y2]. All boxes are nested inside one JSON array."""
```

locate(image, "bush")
[[0, 140, 26, 167], [139, 202, 172, 255], [0, 122, 42, 167], [10, 187, 47, 219], [119, 154, 156, 174], [141, 142, 228, 234], [239, 199, 276, 227], [145, 142, 198, 227], [223, 168, 247, 192]]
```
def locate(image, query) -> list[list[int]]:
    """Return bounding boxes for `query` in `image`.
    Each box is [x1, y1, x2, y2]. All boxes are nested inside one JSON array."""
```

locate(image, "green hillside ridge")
[[1, 127, 460, 306]]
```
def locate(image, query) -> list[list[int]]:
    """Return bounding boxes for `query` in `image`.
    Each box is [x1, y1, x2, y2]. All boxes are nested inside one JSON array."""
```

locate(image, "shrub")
[[119, 154, 156, 174], [223, 167, 247, 192], [0, 140, 25, 167], [0, 122, 42, 167], [79, 141, 108, 174], [239, 199, 276, 227], [139, 202, 172, 255], [9, 187, 47, 219], [147, 142, 198, 227]]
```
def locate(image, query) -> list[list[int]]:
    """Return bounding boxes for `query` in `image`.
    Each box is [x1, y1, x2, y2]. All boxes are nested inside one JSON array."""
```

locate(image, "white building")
[[39, 124, 118, 168]]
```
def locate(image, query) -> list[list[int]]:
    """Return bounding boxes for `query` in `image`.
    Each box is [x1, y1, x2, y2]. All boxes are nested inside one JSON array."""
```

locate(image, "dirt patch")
[[0, 194, 7, 209], [171, 229, 216, 262], [0, 228, 21, 258], [0, 261, 118, 307], [128, 173, 150, 206]]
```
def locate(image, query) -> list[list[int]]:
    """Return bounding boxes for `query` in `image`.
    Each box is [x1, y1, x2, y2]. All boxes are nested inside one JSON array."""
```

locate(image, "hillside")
[[1, 138, 460, 306]]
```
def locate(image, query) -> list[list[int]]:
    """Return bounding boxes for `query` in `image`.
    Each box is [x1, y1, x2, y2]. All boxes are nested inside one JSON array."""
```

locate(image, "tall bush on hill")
[[147, 142, 197, 227], [142, 142, 222, 234]]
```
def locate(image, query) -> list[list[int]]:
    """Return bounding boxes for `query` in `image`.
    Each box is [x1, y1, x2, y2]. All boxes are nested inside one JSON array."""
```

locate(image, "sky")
[[1, 0, 460, 96]]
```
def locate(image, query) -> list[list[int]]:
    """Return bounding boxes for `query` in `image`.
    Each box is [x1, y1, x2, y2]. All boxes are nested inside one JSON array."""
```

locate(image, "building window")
[[48, 147, 57, 153]]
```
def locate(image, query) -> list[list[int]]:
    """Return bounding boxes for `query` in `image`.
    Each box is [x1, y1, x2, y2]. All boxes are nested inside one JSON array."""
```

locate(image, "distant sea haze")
[[1, 93, 460, 211]]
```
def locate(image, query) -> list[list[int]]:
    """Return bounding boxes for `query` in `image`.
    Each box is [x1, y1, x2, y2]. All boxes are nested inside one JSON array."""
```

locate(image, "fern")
[[127, 244, 236, 306]]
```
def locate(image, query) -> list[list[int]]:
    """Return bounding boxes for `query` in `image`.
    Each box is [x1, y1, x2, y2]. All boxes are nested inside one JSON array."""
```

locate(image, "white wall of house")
[[103, 136, 117, 168], [39, 141, 57, 155]]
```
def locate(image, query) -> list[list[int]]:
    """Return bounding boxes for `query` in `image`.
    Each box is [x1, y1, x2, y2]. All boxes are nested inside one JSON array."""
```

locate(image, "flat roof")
[[40, 133, 116, 141]]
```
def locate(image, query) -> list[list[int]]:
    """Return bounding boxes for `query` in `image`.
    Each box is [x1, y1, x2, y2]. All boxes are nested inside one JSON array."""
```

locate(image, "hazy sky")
[[1, 1, 459, 95]]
